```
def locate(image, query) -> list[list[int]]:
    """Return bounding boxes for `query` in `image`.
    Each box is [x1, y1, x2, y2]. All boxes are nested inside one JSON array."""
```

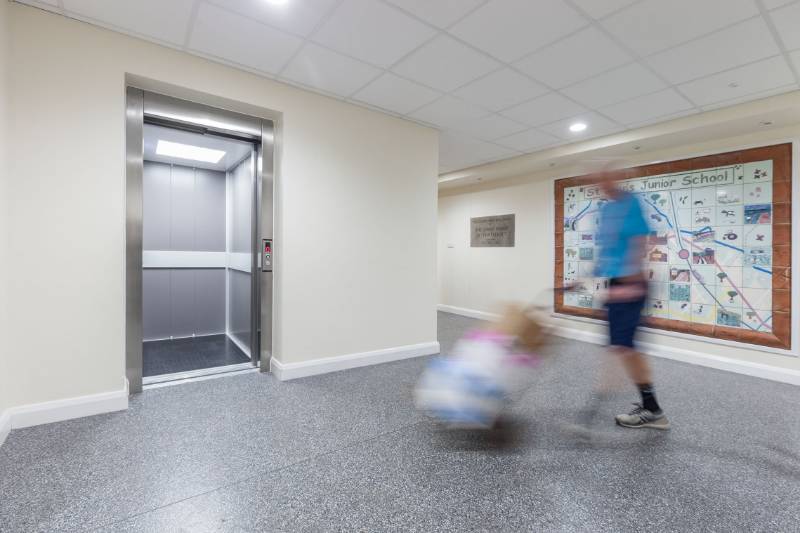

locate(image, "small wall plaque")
[[471, 214, 515, 247]]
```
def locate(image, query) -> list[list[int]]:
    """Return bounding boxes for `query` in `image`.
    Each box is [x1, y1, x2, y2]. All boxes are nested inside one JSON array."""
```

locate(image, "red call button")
[[264, 243, 271, 253]]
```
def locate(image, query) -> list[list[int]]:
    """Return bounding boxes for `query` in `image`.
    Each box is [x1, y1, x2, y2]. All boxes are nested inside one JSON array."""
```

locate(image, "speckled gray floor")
[[1, 312, 799, 532]]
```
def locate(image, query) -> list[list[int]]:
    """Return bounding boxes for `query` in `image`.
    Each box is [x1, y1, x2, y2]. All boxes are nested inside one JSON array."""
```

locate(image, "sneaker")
[[615, 404, 670, 430]]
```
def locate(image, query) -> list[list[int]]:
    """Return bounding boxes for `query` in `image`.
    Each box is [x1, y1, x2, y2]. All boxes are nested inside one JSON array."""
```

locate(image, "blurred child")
[[415, 304, 547, 430]]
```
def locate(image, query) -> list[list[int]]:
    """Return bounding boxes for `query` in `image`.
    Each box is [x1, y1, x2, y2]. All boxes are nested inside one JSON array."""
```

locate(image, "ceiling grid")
[[273, 0, 346, 77], [14, 0, 800, 174], [754, 0, 800, 85]]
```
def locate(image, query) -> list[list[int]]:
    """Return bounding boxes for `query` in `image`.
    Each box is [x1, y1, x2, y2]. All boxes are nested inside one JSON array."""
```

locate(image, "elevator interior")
[[126, 88, 274, 393], [141, 123, 257, 381]]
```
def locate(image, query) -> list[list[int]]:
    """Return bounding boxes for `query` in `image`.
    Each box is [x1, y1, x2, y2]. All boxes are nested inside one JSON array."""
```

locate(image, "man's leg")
[[614, 347, 669, 429], [615, 347, 660, 410], [607, 295, 670, 430]]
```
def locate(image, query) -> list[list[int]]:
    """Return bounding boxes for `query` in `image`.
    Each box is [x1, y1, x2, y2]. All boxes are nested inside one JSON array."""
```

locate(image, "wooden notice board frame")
[[554, 143, 792, 349]]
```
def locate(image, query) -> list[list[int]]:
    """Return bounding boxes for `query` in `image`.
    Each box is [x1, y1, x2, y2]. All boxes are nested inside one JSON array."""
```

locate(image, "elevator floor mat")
[[143, 334, 250, 377]]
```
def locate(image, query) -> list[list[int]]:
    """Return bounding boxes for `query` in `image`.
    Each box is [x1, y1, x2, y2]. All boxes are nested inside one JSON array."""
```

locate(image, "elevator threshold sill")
[[142, 362, 257, 389]]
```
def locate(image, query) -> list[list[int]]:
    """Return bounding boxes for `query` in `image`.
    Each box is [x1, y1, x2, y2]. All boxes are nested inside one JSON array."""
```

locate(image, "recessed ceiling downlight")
[[569, 122, 587, 133], [156, 140, 226, 164], [264, 0, 289, 5]]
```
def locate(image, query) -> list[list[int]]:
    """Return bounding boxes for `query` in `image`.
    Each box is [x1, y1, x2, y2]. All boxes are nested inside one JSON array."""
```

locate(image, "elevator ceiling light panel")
[[156, 140, 226, 164]]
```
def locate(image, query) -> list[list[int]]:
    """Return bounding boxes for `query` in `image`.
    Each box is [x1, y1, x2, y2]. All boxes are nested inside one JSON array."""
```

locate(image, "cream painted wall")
[[439, 180, 550, 311], [439, 125, 800, 372], [6, 4, 438, 408], [0, 0, 11, 416]]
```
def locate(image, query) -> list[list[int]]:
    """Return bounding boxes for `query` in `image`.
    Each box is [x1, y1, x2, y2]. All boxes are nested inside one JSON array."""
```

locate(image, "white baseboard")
[[552, 325, 800, 386], [0, 409, 10, 448], [270, 341, 440, 381], [7, 379, 129, 431], [437, 304, 499, 321]]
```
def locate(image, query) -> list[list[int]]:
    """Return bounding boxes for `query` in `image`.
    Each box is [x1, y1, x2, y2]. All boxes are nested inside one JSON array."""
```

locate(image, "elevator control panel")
[[262, 239, 273, 272]]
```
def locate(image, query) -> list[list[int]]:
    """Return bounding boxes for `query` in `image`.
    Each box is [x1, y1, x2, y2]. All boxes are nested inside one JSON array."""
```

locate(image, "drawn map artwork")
[[561, 160, 774, 333]]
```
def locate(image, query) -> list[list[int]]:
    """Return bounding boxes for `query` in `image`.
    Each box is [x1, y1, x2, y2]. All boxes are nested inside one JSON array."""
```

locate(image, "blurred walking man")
[[594, 174, 669, 429]]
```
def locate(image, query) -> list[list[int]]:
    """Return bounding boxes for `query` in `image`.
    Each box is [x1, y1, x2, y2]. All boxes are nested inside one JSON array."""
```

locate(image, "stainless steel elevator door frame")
[[259, 120, 275, 364], [125, 88, 275, 393], [125, 88, 145, 394]]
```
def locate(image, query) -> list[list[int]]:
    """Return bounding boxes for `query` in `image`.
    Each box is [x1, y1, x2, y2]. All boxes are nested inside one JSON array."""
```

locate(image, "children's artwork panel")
[[554, 144, 792, 349]]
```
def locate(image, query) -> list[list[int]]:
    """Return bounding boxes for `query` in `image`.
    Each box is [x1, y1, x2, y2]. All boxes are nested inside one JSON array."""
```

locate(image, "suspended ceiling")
[[16, 0, 800, 174]]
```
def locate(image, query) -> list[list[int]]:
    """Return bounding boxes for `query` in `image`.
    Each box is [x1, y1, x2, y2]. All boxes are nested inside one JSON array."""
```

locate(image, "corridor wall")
[[4, 4, 438, 414], [0, 0, 11, 442], [439, 124, 800, 378]]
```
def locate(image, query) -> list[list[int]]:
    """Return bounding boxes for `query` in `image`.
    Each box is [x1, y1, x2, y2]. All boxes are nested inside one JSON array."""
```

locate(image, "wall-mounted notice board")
[[554, 143, 792, 349], [471, 214, 515, 247]]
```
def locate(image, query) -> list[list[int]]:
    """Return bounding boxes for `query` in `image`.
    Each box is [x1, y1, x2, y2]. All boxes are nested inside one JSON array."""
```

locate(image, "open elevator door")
[[126, 88, 274, 393]]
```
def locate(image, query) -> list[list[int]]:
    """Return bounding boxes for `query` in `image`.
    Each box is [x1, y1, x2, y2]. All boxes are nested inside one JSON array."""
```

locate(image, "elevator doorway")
[[126, 89, 274, 392]]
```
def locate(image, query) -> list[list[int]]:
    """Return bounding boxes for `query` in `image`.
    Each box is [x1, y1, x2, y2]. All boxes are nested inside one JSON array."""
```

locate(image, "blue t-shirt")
[[594, 191, 650, 278]]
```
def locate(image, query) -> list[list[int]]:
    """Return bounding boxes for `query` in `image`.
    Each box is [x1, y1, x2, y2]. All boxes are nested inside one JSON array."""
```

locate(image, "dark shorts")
[[606, 278, 647, 348]]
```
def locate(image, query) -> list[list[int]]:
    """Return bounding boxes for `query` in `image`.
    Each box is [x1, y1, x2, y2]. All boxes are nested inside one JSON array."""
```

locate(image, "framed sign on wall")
[[471, 214, 515, 247], [554, 143, 792, 350]]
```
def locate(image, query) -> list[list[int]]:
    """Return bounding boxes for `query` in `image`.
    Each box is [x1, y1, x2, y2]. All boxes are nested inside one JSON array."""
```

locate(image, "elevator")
[[125, 89, 274, 392]]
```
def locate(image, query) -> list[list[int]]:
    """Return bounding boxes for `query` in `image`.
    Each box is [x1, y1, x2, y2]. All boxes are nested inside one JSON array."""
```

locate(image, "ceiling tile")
[[312, 0, 436, 68], [439, 151, 510, 169], [570, 0, 638, 20], [699, 84, 798, 111], [392, 35, 500, 92], [18, 0, 59, 7], [538, 112, 623, 141], [495, 128, 559, 152], [601, 0, 759, 56], [515, 26, 631, 89], [791, 49, 800, 73], [439, 132, 471, 154], [439, 153, 492, 174], [561, 62, 665, 108], [409, 96, 487, 129], [647, 18, 779, 85], [626, 108, 698, 128], [281, 43, 381, 96], [451, 114, 529, 141], [206, 0, 339, 37], [771, 2, 800, 51], [62, 0, 195, 45], [599, 89, 694, 125], [678, 56, 795, 107], [439, 160, 469, 174], [449, 0, 588, 62], [500, 92, 586, 127], [763, 0, 796, 9], [384, 0, 484, 28], [189, 3, 303, 74], [439, 133, 519, 170], [453, 68, 548, 112], [352, 73, 441, 115]]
